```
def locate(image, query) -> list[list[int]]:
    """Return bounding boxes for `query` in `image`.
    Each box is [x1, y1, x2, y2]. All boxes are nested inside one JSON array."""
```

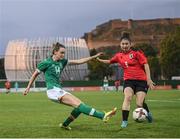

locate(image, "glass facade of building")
[[5, 37, 90, 81]]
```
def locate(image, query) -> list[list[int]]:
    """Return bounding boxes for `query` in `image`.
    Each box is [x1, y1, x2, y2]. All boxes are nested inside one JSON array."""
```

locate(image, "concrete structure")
[[84, 18, 180, 49], [5, 37, 90, 81]]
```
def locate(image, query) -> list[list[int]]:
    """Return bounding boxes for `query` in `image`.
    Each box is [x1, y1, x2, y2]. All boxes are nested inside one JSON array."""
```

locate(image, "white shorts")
[[47, 87, 70, 102], [103, 84, 109, 87]]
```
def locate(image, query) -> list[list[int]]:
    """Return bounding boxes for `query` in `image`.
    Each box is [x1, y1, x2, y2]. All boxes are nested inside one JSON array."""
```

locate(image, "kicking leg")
[[61, 94, 116, 121], [136, 91, 152, 123], [143, 100, 153, 123]]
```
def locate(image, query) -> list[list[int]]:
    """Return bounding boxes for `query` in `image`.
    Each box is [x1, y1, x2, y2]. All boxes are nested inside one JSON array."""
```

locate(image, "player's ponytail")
[[120, 31, 131, 42]]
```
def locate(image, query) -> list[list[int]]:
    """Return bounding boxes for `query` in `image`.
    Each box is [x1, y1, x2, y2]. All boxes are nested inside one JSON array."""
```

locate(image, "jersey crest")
[[129, 53, 134, 59]]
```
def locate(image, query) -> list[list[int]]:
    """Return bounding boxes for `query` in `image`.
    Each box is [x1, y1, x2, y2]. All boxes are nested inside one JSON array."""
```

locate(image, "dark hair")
[[120, 31, 131, 42], [52, 42, 65, 54]]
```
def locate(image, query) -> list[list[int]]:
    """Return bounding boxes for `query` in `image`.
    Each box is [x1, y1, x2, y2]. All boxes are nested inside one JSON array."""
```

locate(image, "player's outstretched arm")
[[68, 52, 103, 65], [144, 63, 155, 90], [23, 70, 40, 95], [96, 57, 110, 64]]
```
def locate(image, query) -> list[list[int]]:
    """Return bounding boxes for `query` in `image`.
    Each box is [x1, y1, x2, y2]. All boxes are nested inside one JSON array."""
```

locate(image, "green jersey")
[[37, 57, 68, 90]]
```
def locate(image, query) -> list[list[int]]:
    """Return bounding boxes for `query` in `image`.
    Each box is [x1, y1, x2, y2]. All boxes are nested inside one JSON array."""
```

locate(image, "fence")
[[0, 80, 180, 89]]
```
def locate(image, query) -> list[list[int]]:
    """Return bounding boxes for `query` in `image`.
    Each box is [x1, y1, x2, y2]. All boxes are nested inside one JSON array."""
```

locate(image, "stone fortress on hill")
[[83, 18, 180, 50]]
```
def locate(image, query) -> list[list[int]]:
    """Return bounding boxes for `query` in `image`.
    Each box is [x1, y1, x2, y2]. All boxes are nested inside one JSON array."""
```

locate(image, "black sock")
[[143, 102, 150, 113], [122, 110, 129, 121]]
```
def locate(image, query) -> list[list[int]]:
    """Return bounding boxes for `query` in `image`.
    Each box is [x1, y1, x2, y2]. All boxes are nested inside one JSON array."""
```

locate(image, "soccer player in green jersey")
[[23, 42, 117, 130], [103, 76, 109, 92]]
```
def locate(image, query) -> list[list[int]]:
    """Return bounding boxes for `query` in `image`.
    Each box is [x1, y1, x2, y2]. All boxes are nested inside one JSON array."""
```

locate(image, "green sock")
[[78, 103, 105, 119], [63, 108, 81, 126]]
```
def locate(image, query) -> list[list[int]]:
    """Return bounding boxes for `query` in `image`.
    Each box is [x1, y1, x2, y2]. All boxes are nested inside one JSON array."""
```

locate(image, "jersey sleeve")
[[37, 60, 50, 73], [110, 54, 118, 64], [136, 51, 147, 65]]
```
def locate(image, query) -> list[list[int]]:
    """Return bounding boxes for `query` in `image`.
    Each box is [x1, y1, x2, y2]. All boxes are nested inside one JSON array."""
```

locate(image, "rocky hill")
[[84, 18, 180, 50]]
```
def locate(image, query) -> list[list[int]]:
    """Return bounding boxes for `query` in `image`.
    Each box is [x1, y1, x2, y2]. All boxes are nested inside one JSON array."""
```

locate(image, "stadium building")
[[4, 37, 90, 81]]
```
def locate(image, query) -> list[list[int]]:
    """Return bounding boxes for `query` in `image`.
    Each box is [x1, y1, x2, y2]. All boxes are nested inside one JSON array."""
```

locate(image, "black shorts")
[[123, 80, 148, 94]]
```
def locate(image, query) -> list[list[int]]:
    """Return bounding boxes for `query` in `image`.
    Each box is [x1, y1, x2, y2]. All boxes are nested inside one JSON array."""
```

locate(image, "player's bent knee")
[[73, 101, 81, 108]]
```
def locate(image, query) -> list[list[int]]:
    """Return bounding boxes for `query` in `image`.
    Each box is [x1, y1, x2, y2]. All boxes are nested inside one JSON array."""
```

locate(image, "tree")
[[134, 43, 160, 80], [148, 57, 161, 80], [0, 58, 6, 79], [160, 27, 180, 79], [134, 43, 158, 57], [88, 49, 113, 80]]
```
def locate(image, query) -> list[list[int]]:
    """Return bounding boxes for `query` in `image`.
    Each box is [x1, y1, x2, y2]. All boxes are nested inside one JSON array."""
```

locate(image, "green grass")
[[0, 90, 180, 138]]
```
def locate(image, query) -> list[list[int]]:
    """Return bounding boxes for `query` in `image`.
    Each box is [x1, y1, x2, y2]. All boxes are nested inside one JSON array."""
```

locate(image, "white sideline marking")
[[147, 99, 180, 103]]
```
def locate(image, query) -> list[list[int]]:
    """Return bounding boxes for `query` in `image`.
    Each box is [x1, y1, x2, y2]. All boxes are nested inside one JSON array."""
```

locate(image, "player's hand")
[[96, 57, 102, 61], [96, 57, 100, 60], [23, 87, 30, 96], [93, 52, 104, 58], [147, 79, 155, 90]]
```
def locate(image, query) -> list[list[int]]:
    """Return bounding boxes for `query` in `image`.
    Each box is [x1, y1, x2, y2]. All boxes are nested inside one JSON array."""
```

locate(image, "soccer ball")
[[132, 108, 148, 122]]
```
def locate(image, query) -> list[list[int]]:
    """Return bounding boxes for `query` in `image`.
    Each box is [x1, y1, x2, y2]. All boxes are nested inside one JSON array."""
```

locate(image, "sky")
[[0, 0, 180, 57]]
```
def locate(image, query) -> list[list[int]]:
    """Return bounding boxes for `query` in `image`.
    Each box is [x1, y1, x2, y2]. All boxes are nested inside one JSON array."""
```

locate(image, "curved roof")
[[5, 37, 90, 81]]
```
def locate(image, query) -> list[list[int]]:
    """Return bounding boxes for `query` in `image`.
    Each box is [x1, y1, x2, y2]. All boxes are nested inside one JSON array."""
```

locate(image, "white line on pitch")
[[147, 99, 180, 103]]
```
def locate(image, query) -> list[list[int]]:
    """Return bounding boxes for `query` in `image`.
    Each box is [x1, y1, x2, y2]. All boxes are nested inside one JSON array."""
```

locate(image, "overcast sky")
[[0, 0, 180, 57]]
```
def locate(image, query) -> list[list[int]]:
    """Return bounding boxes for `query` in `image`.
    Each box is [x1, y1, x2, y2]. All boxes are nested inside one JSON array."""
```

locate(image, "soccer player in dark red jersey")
[[5, 80, 11, 94], [97, 32, 155, 128]]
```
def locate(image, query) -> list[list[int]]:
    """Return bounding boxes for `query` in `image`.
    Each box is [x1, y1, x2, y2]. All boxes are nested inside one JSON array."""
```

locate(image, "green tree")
[[160, 27, 180, 79], [148, 57, 161, 80], [0, 58, 6, 79], [134, 43, 160, 80], [134, 43, 158, 57], [88, 49, 113, 80]]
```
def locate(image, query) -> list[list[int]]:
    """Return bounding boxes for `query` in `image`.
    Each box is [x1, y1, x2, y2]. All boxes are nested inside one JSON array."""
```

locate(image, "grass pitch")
[[0, 90, 180, 138]]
